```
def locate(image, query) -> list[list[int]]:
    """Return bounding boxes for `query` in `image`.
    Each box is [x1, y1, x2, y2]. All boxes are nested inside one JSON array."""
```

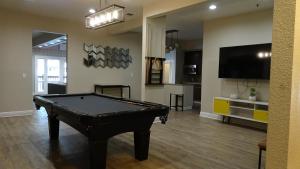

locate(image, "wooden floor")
[[0, 109, 266, 169]]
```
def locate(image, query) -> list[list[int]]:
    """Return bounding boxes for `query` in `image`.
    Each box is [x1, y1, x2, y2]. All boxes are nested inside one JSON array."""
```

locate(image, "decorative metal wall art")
[[83, 43, 132, 69]]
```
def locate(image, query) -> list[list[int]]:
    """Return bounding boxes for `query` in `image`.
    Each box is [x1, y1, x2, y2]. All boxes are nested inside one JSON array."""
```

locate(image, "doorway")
[[32, 31, 67, 95]]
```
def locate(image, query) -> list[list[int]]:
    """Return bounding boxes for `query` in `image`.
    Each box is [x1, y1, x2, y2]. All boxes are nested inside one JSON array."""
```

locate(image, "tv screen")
[[219, 43, 272, 79]]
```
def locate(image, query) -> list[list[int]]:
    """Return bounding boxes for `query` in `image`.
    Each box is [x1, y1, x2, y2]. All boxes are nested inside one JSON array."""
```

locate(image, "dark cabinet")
[[184, 51, 202, 66], [193, 84, 201, 102], [183, 50, 202, 81]]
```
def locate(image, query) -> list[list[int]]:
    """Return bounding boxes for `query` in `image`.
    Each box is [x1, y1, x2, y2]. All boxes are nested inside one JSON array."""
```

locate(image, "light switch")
[[22, 73, 27, 79]]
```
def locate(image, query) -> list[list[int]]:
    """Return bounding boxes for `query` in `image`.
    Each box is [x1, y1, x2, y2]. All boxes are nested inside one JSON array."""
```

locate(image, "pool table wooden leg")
[[34, 104, 41, 110], [48, 116, 59, 140], [89, 139, 108, 169], [134, 130, 151, 161]]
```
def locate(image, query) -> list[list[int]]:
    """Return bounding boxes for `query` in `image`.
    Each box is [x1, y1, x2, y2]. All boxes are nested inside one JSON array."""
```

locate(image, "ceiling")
[[1, 0, 274, 39], [32, 31, 44, 39], [0, 0, 157, 23], [166, 0, 274, 40], [32, 31, 65, 48]]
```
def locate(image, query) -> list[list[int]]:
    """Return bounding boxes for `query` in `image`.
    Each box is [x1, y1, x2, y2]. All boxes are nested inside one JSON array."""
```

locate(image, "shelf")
[[145, 56, 166, 61], [215, 96, 268, 106], [230, 106, 254, 111], [145, 57, 164, 85]]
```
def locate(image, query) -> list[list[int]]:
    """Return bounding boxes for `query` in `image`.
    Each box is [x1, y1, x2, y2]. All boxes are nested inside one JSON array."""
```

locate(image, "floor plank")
[[0, 109, 266, 169]]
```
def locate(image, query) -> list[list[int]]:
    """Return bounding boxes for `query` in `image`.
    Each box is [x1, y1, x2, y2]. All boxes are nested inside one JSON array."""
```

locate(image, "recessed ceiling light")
[[258, 52, 264, 58], [89, 9, 96, 14], [209, 4, 217, 10], [38, 45, 43, 48]]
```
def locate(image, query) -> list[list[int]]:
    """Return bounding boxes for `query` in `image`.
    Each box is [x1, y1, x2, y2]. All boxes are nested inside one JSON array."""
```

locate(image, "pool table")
[[33, 93, 169, 169]]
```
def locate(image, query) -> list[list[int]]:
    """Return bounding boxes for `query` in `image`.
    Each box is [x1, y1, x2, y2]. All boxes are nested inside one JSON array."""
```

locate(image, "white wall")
[[146, 17, 166, 58], [0, 8, 142, 112], [201, 10, 273, 113], [180, 39, 203, 50], [68, 33, 142, 100]]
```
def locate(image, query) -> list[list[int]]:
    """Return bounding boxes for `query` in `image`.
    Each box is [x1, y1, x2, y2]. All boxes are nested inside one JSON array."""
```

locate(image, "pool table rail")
[[33, 93, 169, 121]]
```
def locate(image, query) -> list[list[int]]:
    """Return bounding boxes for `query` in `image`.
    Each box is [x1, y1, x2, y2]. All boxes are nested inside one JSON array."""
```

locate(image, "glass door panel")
[[64, 62, 67, 83], [34, 56, 67, 94], [36, 59, 46, 94], [47, 59, 60, 82]]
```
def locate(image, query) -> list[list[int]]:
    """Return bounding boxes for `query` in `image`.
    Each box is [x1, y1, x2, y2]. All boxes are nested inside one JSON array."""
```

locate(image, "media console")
[[213, 97, 268, 124]]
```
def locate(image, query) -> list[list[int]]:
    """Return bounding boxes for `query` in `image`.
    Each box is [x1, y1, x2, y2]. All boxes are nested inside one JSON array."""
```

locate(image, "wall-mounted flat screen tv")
[[219, 43, 272, 79]]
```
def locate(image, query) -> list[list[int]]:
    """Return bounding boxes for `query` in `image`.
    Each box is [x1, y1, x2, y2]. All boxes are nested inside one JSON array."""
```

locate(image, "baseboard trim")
[[170, 106, 193, 111], [0, 110, 35, 118], [200, 112, 222, 121], [184, 106, 193, 110]]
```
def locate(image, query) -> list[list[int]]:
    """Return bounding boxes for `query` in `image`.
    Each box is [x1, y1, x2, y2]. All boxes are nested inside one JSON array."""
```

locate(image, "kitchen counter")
[[183, 82, 201, 85], [164, 83, 194, 86], [145, 84, 194, 110]]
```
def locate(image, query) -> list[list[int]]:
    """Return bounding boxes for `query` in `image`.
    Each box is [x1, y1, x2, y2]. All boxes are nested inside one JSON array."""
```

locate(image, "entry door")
[[34, 56, 66, 94]]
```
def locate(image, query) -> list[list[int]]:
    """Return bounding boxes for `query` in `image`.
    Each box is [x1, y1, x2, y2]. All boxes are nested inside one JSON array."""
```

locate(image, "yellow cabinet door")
[[214, 99, 230, 116], [254, 110, 268, 123]]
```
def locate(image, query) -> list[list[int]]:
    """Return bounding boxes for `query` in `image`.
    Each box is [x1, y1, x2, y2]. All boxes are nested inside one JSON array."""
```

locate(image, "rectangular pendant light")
[[85, 4, 125, 29]]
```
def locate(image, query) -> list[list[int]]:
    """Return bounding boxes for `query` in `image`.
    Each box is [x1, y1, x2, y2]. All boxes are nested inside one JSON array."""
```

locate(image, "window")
[[164, 50, 176, 84]]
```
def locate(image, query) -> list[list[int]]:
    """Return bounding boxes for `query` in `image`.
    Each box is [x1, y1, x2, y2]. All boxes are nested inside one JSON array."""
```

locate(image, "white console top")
[[215, 97, 269, 106]]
